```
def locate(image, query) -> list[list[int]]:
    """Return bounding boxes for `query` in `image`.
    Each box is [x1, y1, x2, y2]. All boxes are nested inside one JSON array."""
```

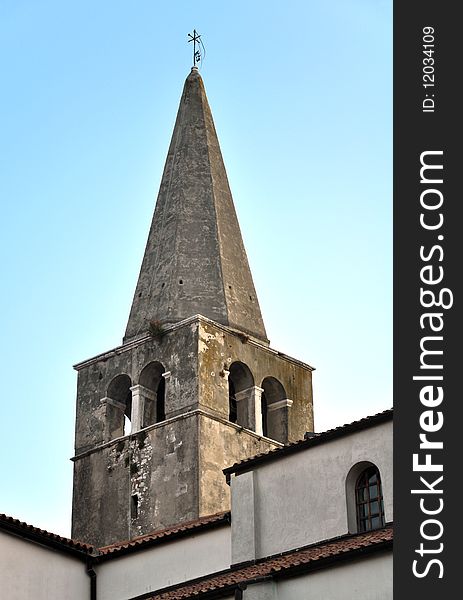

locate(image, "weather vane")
[[187, 29, 205, 68]]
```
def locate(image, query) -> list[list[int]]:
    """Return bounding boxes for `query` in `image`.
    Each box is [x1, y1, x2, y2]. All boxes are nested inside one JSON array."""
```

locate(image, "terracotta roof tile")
[[0, 513, 93, 554], [98, 512, 230, 557], [146, 525, 393, 599], [224, 408, 393, 477]]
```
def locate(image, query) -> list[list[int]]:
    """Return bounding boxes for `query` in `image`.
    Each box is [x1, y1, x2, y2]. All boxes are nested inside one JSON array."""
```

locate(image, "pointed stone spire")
[[124, 68, 268, 343]]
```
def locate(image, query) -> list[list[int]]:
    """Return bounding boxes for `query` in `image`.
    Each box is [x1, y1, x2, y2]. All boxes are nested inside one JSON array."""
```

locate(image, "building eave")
[[0, 513, 93, 559], [126, 525, 393, 600], [224, 408, 393, 481]]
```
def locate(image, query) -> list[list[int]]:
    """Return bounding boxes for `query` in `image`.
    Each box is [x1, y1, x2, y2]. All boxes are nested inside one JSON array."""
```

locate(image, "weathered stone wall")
[[72, 315, 315, 546], [72, 413, 199, 547], [124, 68, 268, 344], [198, 414, 279, 518], [198, 319, 314, 442], [74, 322, 199, 454]]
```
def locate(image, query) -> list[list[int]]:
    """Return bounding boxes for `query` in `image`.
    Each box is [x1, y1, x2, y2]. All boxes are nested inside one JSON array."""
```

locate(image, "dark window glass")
[[370, 484, 379, 499], [356, 487, 367, 502], [355, 466, 385, 532]]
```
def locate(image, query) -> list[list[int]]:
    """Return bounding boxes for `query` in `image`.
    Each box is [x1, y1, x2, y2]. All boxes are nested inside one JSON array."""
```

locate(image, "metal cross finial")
[[187, 29, 205, 67]]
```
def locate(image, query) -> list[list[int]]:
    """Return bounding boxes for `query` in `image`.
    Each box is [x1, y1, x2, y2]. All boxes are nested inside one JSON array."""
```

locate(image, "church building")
[[0, 66, 393, 599]]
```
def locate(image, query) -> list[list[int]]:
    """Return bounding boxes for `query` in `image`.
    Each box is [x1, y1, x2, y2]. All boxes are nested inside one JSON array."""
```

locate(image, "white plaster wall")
[[274, 552, 392, 599], [0, 531, 88, 600], [232, 420, 392, 558], [96, 526, 231, 600], [231, 470, 256, 564]]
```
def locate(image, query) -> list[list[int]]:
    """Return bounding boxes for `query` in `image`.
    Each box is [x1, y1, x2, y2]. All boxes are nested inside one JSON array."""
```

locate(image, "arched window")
[[138, 361, 166, 428], [355, 466, 385, 532], [228, 362, 254, 429], [261, 377, 290, 443], [106, 374, 132, 440]]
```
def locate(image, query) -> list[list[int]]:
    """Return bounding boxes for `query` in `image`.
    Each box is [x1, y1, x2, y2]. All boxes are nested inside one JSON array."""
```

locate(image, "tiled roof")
[[98, 512, 230, 558], [143, 525, 393, 599], [224, 408, 393, 478], [0, 513, 93, 556], [0, 511, 230, 560]]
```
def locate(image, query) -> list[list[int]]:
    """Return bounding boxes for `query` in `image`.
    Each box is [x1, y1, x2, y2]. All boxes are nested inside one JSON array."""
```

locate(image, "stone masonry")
[[71, 68, 314, 547]]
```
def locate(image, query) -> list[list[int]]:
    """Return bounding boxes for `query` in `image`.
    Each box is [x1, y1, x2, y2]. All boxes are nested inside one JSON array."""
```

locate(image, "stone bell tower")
[[71, 67, 314, 548]]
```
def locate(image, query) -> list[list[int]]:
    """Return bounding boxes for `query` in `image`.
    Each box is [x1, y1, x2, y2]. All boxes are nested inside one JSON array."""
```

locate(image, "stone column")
[[235, 386, 264, 435], [267, 398, 293, 413], [266, 398, 293, 443], [130, 385, 156, 432], [160, 371, 171, 419]]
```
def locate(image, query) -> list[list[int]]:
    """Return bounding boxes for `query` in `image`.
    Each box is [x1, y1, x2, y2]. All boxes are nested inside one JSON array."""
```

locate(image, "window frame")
[[355, 466, 385, 532]]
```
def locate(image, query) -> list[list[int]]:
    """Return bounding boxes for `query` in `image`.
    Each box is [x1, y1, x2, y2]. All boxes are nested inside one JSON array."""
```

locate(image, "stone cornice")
[[71, 407, 283, 461], [73, 314, 315, 372]]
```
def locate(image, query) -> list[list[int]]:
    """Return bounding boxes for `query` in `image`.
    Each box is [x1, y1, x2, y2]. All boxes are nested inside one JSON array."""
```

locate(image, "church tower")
[[71, 67, 314, 548]]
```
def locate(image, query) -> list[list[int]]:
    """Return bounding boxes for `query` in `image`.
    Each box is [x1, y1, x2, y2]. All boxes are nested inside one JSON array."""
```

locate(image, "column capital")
[[100, 396, 126, 410], [267, 398, 293, 413], [235, 386, 264, 402], [130, 384, 156, 400]]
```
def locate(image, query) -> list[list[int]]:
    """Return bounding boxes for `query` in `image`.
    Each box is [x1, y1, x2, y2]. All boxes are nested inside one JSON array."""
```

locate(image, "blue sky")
[[0, 0, 391, 536]]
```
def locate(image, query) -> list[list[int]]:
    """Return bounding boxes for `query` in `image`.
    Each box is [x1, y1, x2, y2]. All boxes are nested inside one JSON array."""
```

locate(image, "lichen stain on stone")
[[198, 335, 212, 355], [199, 324, 224, 356], [170, 352, 181, 368], [94, 403, 105, 421], [175, 482, 188, 497]]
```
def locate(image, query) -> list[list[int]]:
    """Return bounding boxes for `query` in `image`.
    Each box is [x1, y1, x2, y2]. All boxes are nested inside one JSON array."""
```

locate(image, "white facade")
[[0, 530, 88, 600], [241, 553, 392, 600], [231, 418, 392, 563], [96, 526, 230, 600]]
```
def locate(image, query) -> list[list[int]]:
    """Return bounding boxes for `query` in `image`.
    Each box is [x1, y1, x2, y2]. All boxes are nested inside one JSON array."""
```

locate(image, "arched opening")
[[228, 378, 237, 423], [156, 376, 166, 422], [261, 377, 289, 443], [346, 462, 385, 533], [107, 374, 132, 440], [138, 361, 166, 428], [124, 414, 132, 436], [228, 362, 254, 429]]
